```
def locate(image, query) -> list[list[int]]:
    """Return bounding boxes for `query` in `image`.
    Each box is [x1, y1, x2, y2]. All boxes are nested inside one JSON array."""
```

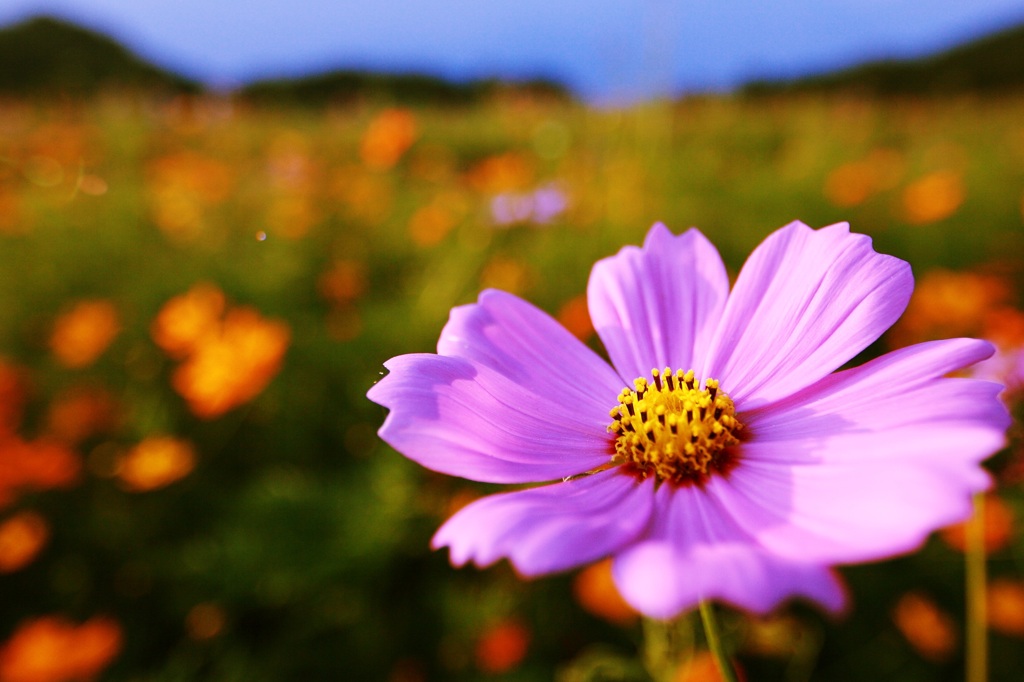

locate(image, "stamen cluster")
[[608, 368, 742, 485]]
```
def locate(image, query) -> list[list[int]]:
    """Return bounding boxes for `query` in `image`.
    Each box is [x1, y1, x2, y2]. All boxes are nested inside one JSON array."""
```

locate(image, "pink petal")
[[437, 289, 623, 405], [588, 224, 730, 384], [432, 470, 655, 576], [701, 221, 912, 410], [368, 354, 617, 483], [369, 290, 627, 484], [714, 339, 1009, 564], [612, 484, 846, 619]]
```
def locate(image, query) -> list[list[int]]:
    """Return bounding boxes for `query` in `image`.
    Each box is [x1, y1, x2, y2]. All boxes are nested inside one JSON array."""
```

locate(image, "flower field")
[[0, 91, 1023, 681]]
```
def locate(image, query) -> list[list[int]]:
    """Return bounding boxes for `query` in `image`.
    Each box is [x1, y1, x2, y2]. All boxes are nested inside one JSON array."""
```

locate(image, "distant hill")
[[0, 15, 569, 104], [0, 16, 199, 95], [240, 70, 571, 106], [744, 20, 1024, 95]]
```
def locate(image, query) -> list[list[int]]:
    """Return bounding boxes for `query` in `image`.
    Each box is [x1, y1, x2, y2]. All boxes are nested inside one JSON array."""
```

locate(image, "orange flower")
[[151, 283, 226, 359], [823, 149, 905, 207], [0, 616, 121, 682], [49, 300, 120, 369], [556, 295, 593, 342], [318, 260, 368, 306], [0, 438, 81, 508], [409, 191, 468, 247], [901, 171, 965, 225], [146, 151, 234, 242], [0, 512, 48, 573], [479, 258, 532, 296], [892, 592, 958, 662], [940, 494, 1014, 554], [408, 202, 457, 247], [116, 437, 196, 492], [475, 619, 530, 674], [331, 167, 395, 225], [360, 109, 418, 170], [572, 559, 638, 626], [673, 651, 728, 682], [889, 269, 1010, 346], [172, 308, 290, 418], [465, 153, 535, 194], [148, 151, 234, 204], [45, 385, 118, 445], [987, 578, 1024, 637]]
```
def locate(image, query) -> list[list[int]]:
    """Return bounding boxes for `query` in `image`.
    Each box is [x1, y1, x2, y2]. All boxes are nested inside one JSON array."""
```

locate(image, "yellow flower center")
[[608, 368, 743, 485]]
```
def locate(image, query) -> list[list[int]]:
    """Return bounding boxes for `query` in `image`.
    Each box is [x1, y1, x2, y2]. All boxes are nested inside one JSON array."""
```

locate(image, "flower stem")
[[698, 601, 738, 682], [965, 492, 987, 682]]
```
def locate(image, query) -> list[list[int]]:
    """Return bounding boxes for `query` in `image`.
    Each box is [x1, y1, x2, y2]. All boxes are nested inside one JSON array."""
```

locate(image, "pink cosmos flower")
[[367, 222, 1010, 619]]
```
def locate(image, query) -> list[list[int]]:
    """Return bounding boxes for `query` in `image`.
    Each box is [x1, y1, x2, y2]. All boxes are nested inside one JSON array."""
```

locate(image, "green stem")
[[965, 492, 987, 682], [699, 601, 738, 682]]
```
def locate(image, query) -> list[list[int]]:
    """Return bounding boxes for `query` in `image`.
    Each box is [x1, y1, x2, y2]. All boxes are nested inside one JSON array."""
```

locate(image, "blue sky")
[[2, 0, 1023, 101]]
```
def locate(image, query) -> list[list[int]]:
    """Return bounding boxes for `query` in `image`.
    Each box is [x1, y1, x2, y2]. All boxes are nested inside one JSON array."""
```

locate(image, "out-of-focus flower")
[[479, 257, 532, 296], [474, 619, 530, 674], [823, 149, 906, 208], [370, 221, 1008, 618], [940, 494, 1014, 553], [45, 385, 118, 445], [318, 260, 368, 306], [573, 559, 638, 625], [116, 436, 196, 492], [986, 578, 1024, 637], [555, 294, 593, 342], [490, 183, 568, 227], [889, 269, 1010, 347], [185, 602, 227, 641], [172, 308, 290, 418], [901, 171, 965, 225], [360, 109, 418, 170], [27, 122, 96, 169], [331, 167, 395, 225], [147, 151, 235, 242], [265, 131, 318, 191], [49, 300, 120, 369], [673, 651, 727, 682], [465, 152, 535, 194], [151, 283, 226, 360], [892, 592, 957, 662], [0, 438, 81, 508], [888, 269, 1024, 398], [76, 174, 107, 197], [408, 143, 456, 184], [408, 200, 458, 247], [0, 511, 48, 573], [973, 307, 1024, 397], [0, 615, 122, 682]]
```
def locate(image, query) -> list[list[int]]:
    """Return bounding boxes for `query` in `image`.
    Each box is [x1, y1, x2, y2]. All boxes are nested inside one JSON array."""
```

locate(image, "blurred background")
[[0, 1, 1023, 680]]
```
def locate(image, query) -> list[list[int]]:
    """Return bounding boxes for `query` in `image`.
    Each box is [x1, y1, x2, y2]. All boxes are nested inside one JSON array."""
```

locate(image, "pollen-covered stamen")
[[608, 368, 743, 485]]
